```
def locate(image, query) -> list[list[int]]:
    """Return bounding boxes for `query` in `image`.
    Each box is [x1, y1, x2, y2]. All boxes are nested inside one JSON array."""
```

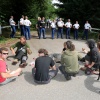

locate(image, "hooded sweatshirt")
[[61, 50, 82, 73], [86, 39, 100, 64]]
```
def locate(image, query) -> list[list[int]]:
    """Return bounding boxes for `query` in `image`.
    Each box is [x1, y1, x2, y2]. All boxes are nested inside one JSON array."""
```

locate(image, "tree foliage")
[[55, 0, 100, 28], [0, 0, 56, 25]]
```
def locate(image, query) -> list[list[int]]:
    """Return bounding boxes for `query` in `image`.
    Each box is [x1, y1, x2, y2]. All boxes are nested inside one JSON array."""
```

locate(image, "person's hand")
[[10, 71, 20, 76], [88, 65, 92, 68]]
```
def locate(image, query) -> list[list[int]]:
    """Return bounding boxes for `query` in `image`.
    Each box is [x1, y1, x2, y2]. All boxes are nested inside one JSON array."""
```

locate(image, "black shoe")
[[43, 38, 46, 39]]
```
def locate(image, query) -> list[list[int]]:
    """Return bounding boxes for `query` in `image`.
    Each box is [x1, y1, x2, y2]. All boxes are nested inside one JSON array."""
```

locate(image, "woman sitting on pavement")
[[59, 41, 82, 80]]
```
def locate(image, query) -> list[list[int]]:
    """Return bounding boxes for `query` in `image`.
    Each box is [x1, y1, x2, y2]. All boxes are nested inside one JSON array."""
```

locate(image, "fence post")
[[0, 25, 2, 34]]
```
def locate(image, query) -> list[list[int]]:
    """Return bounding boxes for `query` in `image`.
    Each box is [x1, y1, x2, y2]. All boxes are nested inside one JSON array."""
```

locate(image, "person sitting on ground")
[[49, 41, 72, 63], [0, 47, 22, 85], [81, 40, 100, 75], [32, 48, 58, 84], [10, 36, 32, 67], [59, 41, 82, 80]]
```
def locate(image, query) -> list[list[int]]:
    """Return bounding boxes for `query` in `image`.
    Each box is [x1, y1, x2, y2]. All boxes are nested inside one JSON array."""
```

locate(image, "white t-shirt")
[[84, 23, 91, 29], [65, 22, 72, 28], [9, 18, 15, 26], [57, 21, 64, 27], [73, 23, 80, 29], [24, 19, 31, 26]]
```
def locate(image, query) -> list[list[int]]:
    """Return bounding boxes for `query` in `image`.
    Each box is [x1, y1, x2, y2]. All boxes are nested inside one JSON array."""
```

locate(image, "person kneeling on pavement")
[[32, 48, 58, 84], [10, 36, 32, 67], [59, 41, 82, 80], [80, 39, 100, 75]]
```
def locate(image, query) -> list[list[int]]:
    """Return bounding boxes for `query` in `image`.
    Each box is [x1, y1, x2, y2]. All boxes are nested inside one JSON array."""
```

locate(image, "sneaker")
[[12, 59, 18, 65]]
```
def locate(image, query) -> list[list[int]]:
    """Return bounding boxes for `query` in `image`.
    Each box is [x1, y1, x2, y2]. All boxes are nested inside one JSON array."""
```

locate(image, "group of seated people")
[[0, 36, 100, 86]]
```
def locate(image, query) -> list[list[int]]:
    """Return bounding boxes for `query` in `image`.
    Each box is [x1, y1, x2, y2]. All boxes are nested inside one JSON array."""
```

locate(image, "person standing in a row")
[[40, 17, 46, 39], [73, 21, 80, 40], [57, 18, 64, 39], [24, 16, 31, 40], [9, 16, 16, 38], [20, 15, 25, 36], [65, 19, 72, 39], [36, 17, 41, 38], [82, 21, 91, 40], [51, 20, 56, 39]]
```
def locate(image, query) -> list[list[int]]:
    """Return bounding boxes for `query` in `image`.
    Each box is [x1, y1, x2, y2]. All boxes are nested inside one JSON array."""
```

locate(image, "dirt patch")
[[0, 38, 19, 48]]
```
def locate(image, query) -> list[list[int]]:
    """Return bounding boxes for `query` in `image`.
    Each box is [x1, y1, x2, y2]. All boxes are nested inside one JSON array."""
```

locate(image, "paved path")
[[0, 31, 100, 100]]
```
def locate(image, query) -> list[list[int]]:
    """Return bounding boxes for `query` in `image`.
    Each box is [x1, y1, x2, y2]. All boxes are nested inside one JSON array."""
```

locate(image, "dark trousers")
[[32, 68, 58, 84], [66, 28, 71, 39], [82, 29, 89, 40], [40, 28, 46, 39], [51, 28, 56, 39], [59, 66, 77, 80], [74, 29, 78, 39], [15, 50, 27, 64], [20, 25, 25, 36], [25, 26, 31, 40], [10, 25, 16, 38], [57, 27, 63, 38]]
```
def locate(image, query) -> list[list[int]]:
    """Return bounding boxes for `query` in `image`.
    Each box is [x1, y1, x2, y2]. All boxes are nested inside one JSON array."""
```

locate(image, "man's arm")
[[10, 42, 18, 55]]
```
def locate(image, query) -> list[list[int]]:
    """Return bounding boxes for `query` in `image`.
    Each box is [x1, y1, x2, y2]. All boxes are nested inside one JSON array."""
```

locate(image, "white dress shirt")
[[24, 19, 31, 26], [57, 21, 64, 27], [20, 18, 24, 25], [73, 24, 80, 29], [9, 18, 15, 26], [65, 22, 72, 28], [51, 22, 56, 28], [84, 23, 91, 29]]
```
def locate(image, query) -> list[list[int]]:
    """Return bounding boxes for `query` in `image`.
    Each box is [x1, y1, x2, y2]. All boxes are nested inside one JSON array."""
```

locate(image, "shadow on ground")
[[84, 76, 100, 94]]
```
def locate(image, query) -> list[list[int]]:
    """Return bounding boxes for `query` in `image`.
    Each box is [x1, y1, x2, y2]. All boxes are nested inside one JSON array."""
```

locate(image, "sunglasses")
[[2, 53, 9, 55]]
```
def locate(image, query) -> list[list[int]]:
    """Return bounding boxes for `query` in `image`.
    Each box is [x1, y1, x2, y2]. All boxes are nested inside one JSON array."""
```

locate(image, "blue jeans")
[[57, 27, 63, 38], [25, 26, 31, 40], [32, 68, 58, 84], [10, 25, 16, 38], [74, 29, 78, 39], [40, 28, 46, 39], [20, 25, 25, 36], [66, 28, 71, 39], [51, 28, 56, 39], [82, 29, 89, 40], [0, 77, 17, 85]]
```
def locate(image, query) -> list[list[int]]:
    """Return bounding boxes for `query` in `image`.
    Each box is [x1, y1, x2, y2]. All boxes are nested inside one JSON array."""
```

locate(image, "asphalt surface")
[[0, 32, 100, 100]]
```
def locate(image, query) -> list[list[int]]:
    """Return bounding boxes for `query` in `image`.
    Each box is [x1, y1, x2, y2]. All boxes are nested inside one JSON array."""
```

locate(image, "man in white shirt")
[[73, 21, 80, 40], [24, 16, 31, 40], [51, 20, 56, 39], [9, 16, 16, 38], [57, 18, 64, 39], [20, 15, 25, 36], [65, 19, 72, 39], [82, 21, 91, 40]]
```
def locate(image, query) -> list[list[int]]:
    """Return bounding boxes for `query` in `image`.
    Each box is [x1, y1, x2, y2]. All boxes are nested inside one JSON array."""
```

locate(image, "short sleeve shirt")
[[35, 56, 55, 81], [0, 60, 6, 83]]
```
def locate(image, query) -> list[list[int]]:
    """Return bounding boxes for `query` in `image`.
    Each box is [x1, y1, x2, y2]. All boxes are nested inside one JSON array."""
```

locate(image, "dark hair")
[[86, 39, 95, 48], [66, 40, 72, 49], [70, 44, 75, 51], [38, 48, 48, 56], [0, 47, 8, 53]]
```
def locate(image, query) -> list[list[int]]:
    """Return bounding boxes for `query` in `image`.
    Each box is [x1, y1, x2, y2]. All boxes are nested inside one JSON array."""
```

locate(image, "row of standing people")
[[9, 15, 31, 40], [36, 17, 91, 40]]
